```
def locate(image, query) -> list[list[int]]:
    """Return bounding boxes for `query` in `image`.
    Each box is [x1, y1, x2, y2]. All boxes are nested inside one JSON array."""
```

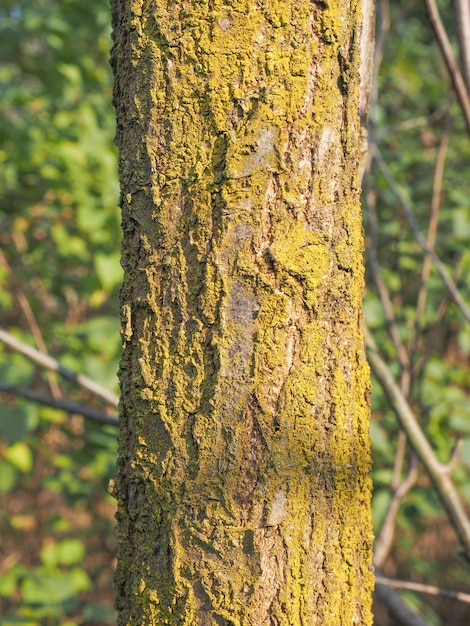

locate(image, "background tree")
[[0, 1, 120, 623], [367, 1, 470, 624]]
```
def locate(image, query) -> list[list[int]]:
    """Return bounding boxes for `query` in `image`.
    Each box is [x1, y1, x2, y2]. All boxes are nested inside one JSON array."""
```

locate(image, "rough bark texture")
[[110, 0, 374, 623]]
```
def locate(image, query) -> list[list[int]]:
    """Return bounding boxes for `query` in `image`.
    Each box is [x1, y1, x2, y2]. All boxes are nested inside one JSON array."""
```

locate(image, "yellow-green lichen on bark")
[[111, 0, 374, 622]]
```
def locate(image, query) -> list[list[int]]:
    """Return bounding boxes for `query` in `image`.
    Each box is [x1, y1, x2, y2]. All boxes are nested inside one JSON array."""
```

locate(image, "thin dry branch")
[[413, 257, 463, 378], [373, 147, 470, 323], [414, 108, 451, 331], [424, 0, 470, 135], [0, 249, 62, 399], [364, 161, 420, 569], [376, 574, 470, 604], [0, 382, 118, 426], [374, 582, 431, 626], [364, 180, 409, 369], [377, 107, 448, 138], [365, 326, 470, 560], [456, 0, 470, 91], [369, 0, 390, 117], [365, 175, 418, 569], [0, 328, 119, 408], [374, 454, 419, 569]]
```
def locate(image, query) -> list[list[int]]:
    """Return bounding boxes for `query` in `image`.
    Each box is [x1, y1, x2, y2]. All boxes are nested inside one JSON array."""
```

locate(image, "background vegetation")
[[1, 0, 469, 624], [0, 1, 119, 623]]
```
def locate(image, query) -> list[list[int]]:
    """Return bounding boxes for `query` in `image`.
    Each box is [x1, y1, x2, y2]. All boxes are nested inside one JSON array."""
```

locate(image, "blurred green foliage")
[[1, 0, 470, 624], [367, 1, 470, 623], [0, 0, 119, 623]]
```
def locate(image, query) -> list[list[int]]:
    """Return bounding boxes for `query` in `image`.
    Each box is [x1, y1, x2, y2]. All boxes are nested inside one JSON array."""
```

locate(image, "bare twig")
[[365, 326, 470, 560], [365, 160, 420, 569], [365, 174, 418, 569], [0, 382, 118, 427], [448, 438, 465, 474], [415, 108, 451, 331], [372, 147, 470, 323], [364, 180, 409, 369], [0, 328, 119, 408], [376, 574, 470, 604], [456, 0, 470, 91], [391, 433, 409, 491], [374, 581, 431, 626], [424, 0, 470, 135], [413, 257, 463, 378], [0, 249, 61, 399], [374, 454, 419, 569], [369, 0, 390, 119], [376, 107, 448, 139]]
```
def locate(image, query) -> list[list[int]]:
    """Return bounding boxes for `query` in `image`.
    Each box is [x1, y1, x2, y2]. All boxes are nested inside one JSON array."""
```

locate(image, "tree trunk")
[[110, 0, 374, 623]]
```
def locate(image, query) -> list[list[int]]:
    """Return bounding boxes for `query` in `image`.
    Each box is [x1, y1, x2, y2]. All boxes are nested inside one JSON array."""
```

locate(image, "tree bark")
[[110, 0, 374, 623]]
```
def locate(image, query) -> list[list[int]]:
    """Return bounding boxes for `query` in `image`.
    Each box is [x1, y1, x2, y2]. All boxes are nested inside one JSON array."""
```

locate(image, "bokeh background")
[[1, 0, 470, 624]]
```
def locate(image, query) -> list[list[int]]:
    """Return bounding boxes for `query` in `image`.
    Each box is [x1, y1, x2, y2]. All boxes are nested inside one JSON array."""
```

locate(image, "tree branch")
[[374, 581, 431, 626], [0, 381, 118, 427], [414, 107, 451, 333], [365, 326, 470, 560], [456, 0, 470, 91], [372, 148, 470, 323], [0, 328, 119, 407], [364, 175, 409, 369], [424, 0, 470, 135], [374, 454, 419, 569], [0, 249, 62, 399], [376, 574, 470, 604]]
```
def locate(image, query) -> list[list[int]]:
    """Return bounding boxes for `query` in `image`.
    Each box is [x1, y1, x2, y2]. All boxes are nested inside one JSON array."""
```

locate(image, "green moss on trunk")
[[111, 0, 374, 623]]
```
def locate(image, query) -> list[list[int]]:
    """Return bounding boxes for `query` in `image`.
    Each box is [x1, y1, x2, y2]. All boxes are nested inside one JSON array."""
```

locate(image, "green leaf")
[[371, 468, 394, 486], [0, 403, 39, 443], [21, 567, 90, 605], [4, 441, 33, 472], [94, 251, 123, 290], [0, 460, 18, 494], [0, 568, 18, 598], [458, 325, 470, 355], [448, 415, 470, 434], [370, 422, 394, 459], [57, 63, 82, 86], [82, 603, 116, 623], [372, 489, 391, 532], [363, 297, 386, 328], [40, 538, 85, 567]]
